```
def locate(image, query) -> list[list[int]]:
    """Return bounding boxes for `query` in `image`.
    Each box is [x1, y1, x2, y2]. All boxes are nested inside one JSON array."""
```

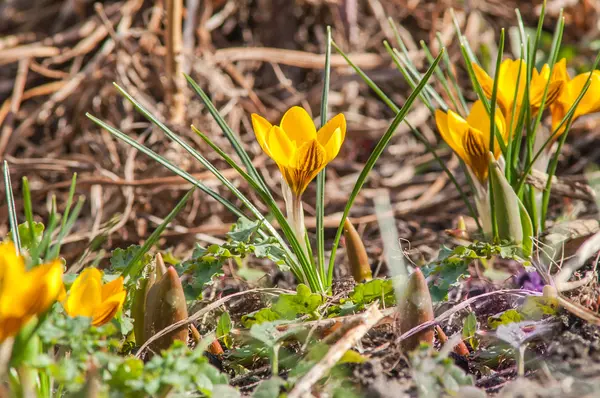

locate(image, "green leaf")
[[242, 308, 281, 328], [462, 312, 479, 351], [272, 284, 323, 319], [487, 309, 524, 329], [110, 245, 152, 273], [17, 221, 44, 250], [227, 217, 262, 242], [348, 279, 396, 308], [252, 376, 285, 398], [217, 312, 233, 349]]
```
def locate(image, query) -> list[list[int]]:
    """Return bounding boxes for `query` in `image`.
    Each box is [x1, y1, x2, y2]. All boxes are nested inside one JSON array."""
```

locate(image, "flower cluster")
[[0, 242, 63, 342], [0, 241, 127, 343], [435, 58, 600, 186]]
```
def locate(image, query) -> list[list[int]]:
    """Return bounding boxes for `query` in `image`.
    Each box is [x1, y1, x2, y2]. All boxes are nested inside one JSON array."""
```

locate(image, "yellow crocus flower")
[[550, 58, 600, 136], [251, 106, 346, 197], [473, 59, 564, 126], [0, 242, 64, 342], [435, 100, 507, 184], [64, 268, 126, 326]]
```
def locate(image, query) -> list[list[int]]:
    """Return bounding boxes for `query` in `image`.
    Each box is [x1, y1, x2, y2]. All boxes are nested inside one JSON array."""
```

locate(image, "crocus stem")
[[290, 194, 308, 258]]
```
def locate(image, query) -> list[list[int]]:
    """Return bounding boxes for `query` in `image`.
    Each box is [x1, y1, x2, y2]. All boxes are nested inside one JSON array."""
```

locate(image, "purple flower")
[[516, 271, 544, 292]]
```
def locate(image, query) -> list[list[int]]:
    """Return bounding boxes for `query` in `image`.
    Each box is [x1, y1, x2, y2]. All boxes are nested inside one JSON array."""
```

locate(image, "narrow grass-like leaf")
[[21, 177, 35, 249], [32, 196, 58, 261], [47, 173, 79, 259], [333, 41, 482, 233], [516, 51, 600, 195], [122, 189, 194, 280], [326, 48, 444, 286], [86, 113, 247, 226], [111, 84, 276, 243], [316, 26, 332, 284], [47, 196, 85, 261], [384, 42, 435, 112], [436, 32, 468, 115], [3, 161, 20, 253], [505, 46, 524, 183], [421, 40, 457, 111], [487, 29, 506, 241], [530, 0, 546, 70], [183, 74, 272, 198]]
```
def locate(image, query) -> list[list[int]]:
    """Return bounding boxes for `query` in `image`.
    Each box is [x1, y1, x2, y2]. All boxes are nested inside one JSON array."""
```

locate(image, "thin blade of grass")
[[122, 188, 194, 280], [316, 26, 332, 284], [384, 43, 435, 112], [326, 47, 444, 286], [436, 32, 468, 115], [47, 196, 85, 261], [86, 113, 248, 227], [112, 84, 275, 241], [183, 74, 272, 197], [21, 177, 35, 249], [487, 29, 506, 241], [420, 40, 457, 111], [333, 40, 482, 233], [3, 161, 20, 253]]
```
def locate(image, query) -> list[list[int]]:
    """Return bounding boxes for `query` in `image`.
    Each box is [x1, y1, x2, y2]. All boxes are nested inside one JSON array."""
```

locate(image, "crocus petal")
[[466, 100, 506, 151], [92, 291, 126, 326], [567, 71, 600, 117], [267, 126, 295, 167], [317, 113, 346, 147], [462, 128, 489, 184], [552, 58, 570, 84], [280, 106, 317, 144], [65, 270, 102, 318], [317, 113, 346, 162], [23, 260, 64, 316], [251, 113, 273, 157], [472, 62, 494, 99], [100, 276, 124, 301], [435, 109, 467, 162], [286, 139, 327, 195]]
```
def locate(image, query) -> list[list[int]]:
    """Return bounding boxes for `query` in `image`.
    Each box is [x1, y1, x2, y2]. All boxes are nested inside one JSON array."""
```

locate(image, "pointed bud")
[[398, 268, 434, 351], [489, 156, 533, 255], [143, 266, 189, 354], [343, 218, 372, 282], [132, 253, 169, 345]]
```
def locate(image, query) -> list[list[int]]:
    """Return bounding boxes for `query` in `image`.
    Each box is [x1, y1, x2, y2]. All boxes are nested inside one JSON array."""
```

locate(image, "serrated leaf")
[[272, 284, 323, 319], [110, 245, 152, 273]]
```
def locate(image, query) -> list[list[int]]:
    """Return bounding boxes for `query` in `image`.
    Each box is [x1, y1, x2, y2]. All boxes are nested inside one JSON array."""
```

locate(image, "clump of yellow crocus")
[[252, 106, 345, 251], [251, 106, 346, 197], [0, 242, 64, 342], [63, 268, 126, 326], [550, 58, 600, 137], [473, 59, 564, 128], [435, 100, 507, 185], [435, 100, 507, 235]]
